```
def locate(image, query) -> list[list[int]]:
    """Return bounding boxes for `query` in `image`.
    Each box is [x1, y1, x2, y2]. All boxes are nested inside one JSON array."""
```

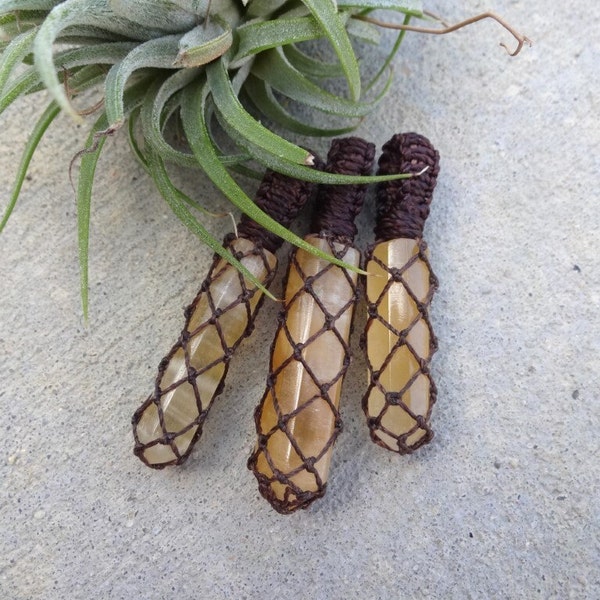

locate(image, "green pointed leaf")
[[338, 0, 421, 13], [109, 0, 197, 33], [1, 44, 135, 118], [0, 101, 60, 234], [32, 0, 168, 120], [300, 0, 361, 100], [246, 0, 289, 18], [234, 16, 324, 61], [251, 47, 381, 118], [143, 147, 276, 300], [140, 71, 200, 168], [76, 78, 150, 318], [173, 21, 232, 67], [283, 44, 344, 79], [243, 74, 357, 137], [139, 69, 248, 170], [0, 27, 37, 94], [214, 110, 411, 186], [104, 34, 181, 128], [77, 123, 107, 319], [0, 0, 60, 12], [206, 57, 314, 166]]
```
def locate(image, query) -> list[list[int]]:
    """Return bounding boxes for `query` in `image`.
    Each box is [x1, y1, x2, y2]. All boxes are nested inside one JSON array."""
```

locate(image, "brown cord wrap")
[[132, 170, 314, 468], [248, 137, 374, 513], [311, 136, 376, 241], [237, 169, 315, 254], [362, 132, 440, 454], [374, 132, 440, 241]]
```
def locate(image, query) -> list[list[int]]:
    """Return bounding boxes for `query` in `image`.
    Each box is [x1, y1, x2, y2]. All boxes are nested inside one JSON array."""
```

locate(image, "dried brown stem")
[[356, 11, 532, 57], [61, 66, 108, 117]]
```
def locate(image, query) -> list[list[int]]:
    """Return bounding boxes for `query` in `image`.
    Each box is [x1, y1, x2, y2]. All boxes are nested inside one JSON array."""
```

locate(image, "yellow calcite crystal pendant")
[[363, 237, 438, 453], [133, 237, 277, 467], [249, 234, 360, 513]]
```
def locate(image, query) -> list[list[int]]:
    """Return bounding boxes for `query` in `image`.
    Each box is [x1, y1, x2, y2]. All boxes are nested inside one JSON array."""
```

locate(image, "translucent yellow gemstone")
[[253, 234, 359, 508], [365, 238, 433, 451], [134, 237, 277, 466]]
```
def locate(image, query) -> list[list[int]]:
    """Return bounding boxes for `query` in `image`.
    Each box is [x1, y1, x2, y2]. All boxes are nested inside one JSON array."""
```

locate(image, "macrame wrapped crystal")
[[362, 132, 440, 453], [132, 170, 314, 468], [249, 137, 375, 513]]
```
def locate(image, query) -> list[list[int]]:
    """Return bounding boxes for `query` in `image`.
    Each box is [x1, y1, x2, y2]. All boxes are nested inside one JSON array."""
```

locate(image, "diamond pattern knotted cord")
[[248, 233, 359, 514], [132, 235, 277, 468], [362, 238, 439, 453]]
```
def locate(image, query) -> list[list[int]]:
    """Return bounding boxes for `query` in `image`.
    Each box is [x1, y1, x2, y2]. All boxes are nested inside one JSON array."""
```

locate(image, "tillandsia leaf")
[[214, 110, 413, 186], [283, 44, 344, 79], [139, 69, 249, 171], [0, 27, 37, 94], [246, 0, 289, 18], [204, 70, 409, 186], [76, 78, 150, 318], [0, 100, 59, 233], [300, 0, 361, 101], [0, 42, 136, 115], [233, 16, 325, 61], [173, 21, 233, 68], [109, 0, 197, 33], [126, 106, 147, 169], [32, 0, 168, 120], [250, 47, 384, 118], [0, 62, 105, 121], [77, 121, 107, 320], [0, 65, 49, 113], [338, 0, 421, 12], [0, 0, 61, 12], [243, 74, 357, 137], [0, 12, 45, 39], [140, 71, 199, 169], [181, 79, 369, 275], [130, 112, 229, 216], [205, 57, 314, 166], [142, 147, 276, 300], [103, 35, 183, 129]]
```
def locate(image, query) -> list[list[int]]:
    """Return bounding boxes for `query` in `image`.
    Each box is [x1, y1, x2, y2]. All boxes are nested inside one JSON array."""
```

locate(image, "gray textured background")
[[1, 1, 598, 598]]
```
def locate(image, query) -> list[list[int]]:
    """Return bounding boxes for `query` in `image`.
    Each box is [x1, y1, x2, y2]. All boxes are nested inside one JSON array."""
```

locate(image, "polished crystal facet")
[[251, 235, 359, 511], [364, 238, 435, 452], [133, 237, 277, 466]]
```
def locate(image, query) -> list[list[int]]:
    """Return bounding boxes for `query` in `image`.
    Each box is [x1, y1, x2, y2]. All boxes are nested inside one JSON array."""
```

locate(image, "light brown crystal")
[[250, 234, 359, 513], [363, 238, 436, 453], [133, 237, 277, 467]]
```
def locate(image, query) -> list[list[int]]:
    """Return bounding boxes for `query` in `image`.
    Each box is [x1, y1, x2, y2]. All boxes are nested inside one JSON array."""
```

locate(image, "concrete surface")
[[1, 1, 598, 598]]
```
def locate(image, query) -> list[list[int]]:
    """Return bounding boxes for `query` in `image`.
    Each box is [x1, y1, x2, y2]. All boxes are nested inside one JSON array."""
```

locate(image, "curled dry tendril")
[[357, 11, 532, 57]]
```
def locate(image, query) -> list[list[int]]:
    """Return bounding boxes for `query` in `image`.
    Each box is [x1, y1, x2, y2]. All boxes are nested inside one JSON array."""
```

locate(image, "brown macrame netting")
[[362, 240, 439, 453], [132, 237, 278, 468], [362, 132, 440, 454], [248, 137, 374, 513], [248, 233, 360, 513], [132, 169, 314, 468]]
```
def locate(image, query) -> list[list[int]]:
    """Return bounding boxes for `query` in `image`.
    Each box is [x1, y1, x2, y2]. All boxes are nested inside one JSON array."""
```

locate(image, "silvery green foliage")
[[0, 0, 421, 314]]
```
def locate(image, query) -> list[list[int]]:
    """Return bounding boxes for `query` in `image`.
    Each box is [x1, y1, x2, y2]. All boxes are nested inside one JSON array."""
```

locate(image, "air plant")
[[0, 0, 529, 315]]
